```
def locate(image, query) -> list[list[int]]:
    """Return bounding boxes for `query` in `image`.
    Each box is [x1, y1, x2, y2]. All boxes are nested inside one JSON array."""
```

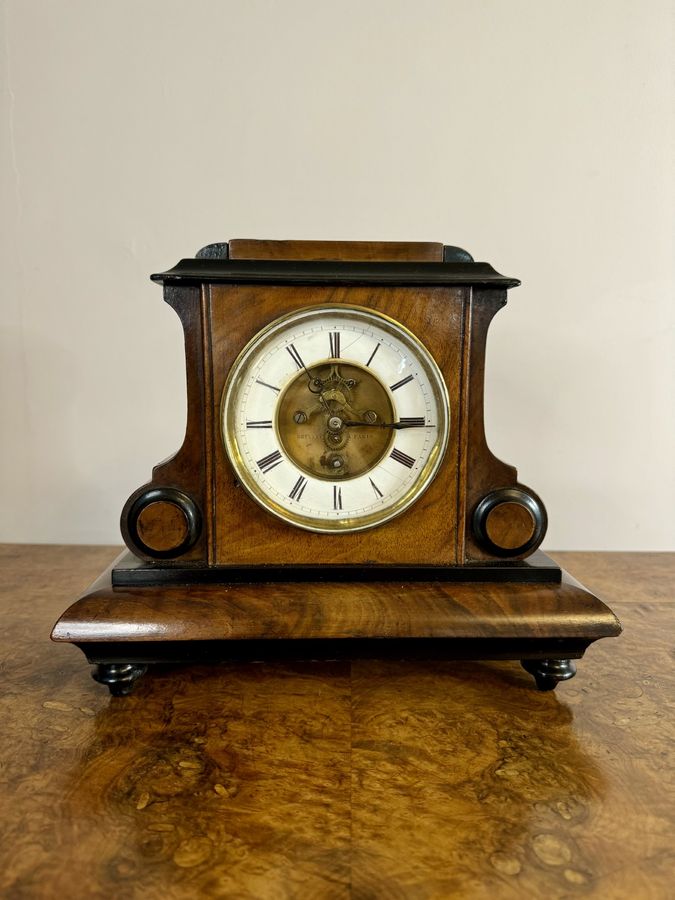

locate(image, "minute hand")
[[343, 420, 433, 430]]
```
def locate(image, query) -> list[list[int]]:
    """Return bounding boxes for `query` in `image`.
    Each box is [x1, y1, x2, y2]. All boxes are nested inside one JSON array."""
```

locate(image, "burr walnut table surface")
[[1, 545, 673, 900]]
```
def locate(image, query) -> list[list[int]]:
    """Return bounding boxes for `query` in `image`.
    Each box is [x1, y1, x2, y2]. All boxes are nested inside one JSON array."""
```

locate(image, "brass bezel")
[[221, 304, 450, 534]]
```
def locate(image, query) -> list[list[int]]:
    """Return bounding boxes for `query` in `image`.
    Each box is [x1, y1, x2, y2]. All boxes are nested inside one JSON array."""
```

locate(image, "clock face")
[[221, 305, 450, 533]]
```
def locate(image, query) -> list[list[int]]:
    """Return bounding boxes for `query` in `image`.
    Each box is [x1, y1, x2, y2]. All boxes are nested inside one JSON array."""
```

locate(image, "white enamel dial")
[[221, 305, 450, 533]]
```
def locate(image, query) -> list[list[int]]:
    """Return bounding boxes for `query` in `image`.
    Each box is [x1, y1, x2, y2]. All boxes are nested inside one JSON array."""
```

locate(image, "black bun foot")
[[521, 658, 577, 691], [92, 663, 148, 696]]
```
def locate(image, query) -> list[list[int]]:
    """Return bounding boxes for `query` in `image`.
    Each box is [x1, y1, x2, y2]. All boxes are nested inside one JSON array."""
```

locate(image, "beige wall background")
[[1, 0, 673, 550]]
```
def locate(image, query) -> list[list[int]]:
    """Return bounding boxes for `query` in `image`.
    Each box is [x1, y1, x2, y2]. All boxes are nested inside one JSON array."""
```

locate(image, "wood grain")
[[120, 284, 209, 564], [461, 289, 546, 562], [228, 239, 444, 262], [136, 502, 189, 553], [52, 562, 619, 643], [208, 283, 467, 566], [2, 546, 674, 897], [486, 502, 536, 550], [0, 547, 671, 895]]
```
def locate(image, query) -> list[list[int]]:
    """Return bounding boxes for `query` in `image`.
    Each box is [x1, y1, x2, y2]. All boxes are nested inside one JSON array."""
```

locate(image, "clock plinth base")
[[52, 553, 621, 696]]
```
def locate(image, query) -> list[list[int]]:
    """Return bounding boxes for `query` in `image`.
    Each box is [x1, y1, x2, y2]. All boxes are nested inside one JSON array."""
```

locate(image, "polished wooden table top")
[[1, 545, 673, 899]]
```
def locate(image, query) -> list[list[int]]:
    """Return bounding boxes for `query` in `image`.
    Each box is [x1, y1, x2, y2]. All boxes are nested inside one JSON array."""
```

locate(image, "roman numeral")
[[389, 374, 414, 392], [399, 417, 426, 427], [246, 420, 273, 429], [255, 379, 280, 393], [289, 475, 308, 501], [366, 344, 380, 367], [329, 332, 341, 358], [333, 485, 343, 510], [390, 448, 415, 468], [286, 343, 305, 370], [369, 477, 383, 498], [256, 450, 283, 474]]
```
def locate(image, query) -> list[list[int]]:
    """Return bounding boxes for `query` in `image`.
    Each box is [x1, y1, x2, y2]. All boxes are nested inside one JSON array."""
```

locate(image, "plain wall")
[[1, 0, 673, 550]]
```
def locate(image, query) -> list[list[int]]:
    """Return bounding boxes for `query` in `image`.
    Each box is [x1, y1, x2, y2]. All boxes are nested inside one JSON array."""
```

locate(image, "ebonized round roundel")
[[472, 487, 547, 557], [126, 488, 201, 559]]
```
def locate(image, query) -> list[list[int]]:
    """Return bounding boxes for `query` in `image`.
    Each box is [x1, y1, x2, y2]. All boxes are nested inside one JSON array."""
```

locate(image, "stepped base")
[[51, 552, 621, 695]]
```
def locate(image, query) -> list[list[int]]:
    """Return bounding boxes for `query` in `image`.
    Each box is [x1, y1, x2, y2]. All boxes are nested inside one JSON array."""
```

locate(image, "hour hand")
[[343, 417, 431, 430]]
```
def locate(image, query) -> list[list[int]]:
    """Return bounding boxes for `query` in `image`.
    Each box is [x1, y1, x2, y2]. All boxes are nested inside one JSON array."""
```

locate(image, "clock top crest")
[[52, 238, 621, 695]]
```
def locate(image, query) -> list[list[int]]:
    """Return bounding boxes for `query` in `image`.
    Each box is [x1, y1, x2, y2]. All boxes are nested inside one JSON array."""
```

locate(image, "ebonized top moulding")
[[150, 259, 521, 289]]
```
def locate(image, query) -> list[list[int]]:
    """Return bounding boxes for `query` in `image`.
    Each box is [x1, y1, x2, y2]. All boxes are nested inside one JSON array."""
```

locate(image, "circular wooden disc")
[[484, 502, 536, 551], [135, 501, 190, 553]]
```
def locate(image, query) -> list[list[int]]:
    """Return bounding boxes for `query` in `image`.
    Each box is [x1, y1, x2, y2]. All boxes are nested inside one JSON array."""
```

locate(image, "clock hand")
[[343, 420, 433, 430]]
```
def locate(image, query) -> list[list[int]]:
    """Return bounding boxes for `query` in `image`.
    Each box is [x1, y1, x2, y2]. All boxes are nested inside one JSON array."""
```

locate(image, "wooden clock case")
[[52, 240, 621, 695]]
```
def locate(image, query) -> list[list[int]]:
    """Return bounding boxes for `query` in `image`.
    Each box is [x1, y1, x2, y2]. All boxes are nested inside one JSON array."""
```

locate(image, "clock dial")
[[221, 305, 450, 533]]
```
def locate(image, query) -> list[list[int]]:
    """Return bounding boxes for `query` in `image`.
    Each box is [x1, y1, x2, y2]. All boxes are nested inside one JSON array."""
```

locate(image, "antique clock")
[[52, 239, 621, 695]]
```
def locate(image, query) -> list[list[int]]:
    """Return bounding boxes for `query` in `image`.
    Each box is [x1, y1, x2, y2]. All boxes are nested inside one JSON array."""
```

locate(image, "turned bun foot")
[[521, 658, 577, 691], [91, 663, 148, 696]]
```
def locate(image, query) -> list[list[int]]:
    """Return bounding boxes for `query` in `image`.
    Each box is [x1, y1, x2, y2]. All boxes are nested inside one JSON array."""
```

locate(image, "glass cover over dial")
[[221, 305, 450, 533]]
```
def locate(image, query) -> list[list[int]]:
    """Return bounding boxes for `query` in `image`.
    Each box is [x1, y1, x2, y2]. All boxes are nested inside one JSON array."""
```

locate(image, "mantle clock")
[[52, 239, 621, 695]]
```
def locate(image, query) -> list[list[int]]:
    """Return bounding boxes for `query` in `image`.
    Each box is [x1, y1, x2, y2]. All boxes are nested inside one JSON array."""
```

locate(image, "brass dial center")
[[276, 361, 394, 480]]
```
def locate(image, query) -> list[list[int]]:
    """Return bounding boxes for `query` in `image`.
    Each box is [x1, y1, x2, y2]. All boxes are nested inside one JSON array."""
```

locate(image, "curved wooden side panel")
[[120, 285, 209, 563], [461, 289, 546, 561]]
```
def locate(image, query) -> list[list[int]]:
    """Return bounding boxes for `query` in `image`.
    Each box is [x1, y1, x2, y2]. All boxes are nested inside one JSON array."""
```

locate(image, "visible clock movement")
[[52, 239, 621, 695]]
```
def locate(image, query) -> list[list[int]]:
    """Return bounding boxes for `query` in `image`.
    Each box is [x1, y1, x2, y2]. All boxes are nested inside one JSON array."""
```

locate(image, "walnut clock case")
[[52, 239, 621, 696]]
